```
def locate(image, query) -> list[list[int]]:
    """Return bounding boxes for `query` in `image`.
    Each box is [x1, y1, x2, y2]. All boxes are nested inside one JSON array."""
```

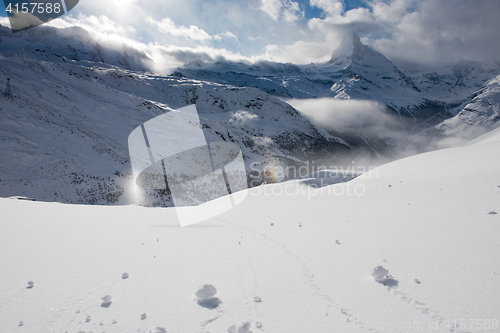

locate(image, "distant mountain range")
[[1, 25, 499, 204], [175, 32, 500, 134]]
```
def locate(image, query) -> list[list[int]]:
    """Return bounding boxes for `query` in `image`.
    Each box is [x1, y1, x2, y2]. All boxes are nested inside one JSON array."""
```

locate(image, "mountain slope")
[[437, 73, 500, 139], [1, 122, 499, 333], [327, 33, 421, 106], [1, 42, 387, 205], [407, 60, 500, 104]]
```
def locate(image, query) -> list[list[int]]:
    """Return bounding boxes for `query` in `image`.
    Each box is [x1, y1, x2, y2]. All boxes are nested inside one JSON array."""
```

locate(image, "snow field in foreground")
[[0, 131, 499, 332]]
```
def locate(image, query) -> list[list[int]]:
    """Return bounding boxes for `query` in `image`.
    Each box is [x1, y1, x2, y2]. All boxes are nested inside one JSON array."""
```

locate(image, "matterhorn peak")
[[328, 31, 378, 65]]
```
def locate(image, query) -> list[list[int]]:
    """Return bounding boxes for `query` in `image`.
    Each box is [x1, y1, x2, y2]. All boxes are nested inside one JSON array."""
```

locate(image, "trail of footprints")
[[15, 221, 475, 333], [15, 233, 267, 333], [230, 218, 380, 333]]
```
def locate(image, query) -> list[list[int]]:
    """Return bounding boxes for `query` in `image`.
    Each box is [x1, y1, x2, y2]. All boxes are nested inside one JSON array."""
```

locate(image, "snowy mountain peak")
[[322, 31, 423, 108], [328, 32, 382, 67], [329, 32, 362, 64], [174, 31, 422, 108]]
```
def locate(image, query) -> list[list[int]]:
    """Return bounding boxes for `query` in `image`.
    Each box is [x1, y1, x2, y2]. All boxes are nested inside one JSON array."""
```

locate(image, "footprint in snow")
[[140, 313, 147, 320], [101, 295, 112, 308], [487, 211, 497, 215], [195, 284, 217, 299], [155, 327, 167, 333], [26, 281, 34, 289], [197, 297, 221, 309], [227, 321, 252, 333], [371, 265, 399, 287], [196, 284, 221, 309], [253, 296, 262, 302], [122, 272, 129, 279]]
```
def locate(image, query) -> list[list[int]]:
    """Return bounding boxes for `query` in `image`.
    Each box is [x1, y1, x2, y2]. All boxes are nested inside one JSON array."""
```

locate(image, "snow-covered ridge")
[[0, 24, 154, 71], [437, 73, 500, 139]]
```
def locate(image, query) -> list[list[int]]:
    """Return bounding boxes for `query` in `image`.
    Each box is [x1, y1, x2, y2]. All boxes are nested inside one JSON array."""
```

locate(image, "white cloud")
[[148, 44, 261, 74], [286, 98, 392, 130], [367, 0, 500, 67], [214, 31, 239, 42], [52, 14, 135, 34], [371, 0, 411, 24], [229, 110, 258, 125], [310, 0, 344, 16], [17, 0, 500, 71], [0, 16, 11, 28], [149, 17, 212, 41], [264, 40, 333, 64], [223, 31, 238, 40], [260, 0, 304, 22], [43, 13, 252, 74], [286, 97, 464, 154]]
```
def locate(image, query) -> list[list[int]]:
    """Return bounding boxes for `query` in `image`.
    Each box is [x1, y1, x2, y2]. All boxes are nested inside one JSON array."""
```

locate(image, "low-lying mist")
[[286, 97, 469, 167]]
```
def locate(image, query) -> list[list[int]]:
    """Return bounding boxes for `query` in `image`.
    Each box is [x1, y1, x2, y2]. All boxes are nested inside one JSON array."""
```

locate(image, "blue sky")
[[2, 0, 500, 72]]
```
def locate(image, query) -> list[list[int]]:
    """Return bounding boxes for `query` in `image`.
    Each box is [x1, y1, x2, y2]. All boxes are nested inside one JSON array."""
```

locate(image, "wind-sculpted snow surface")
[[0, 128, 499, 332]]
